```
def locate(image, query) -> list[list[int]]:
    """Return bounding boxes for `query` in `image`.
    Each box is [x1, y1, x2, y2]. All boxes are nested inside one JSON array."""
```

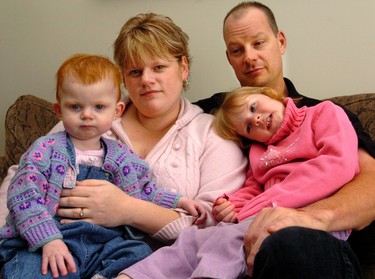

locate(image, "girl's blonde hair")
[[213, 86, 284, 148]]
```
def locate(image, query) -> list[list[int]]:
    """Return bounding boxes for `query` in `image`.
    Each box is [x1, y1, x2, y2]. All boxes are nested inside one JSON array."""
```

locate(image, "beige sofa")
[[1, 93, 375, 278]]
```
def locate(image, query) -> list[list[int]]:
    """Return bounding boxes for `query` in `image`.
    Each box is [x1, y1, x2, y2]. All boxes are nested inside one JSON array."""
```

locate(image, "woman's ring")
[[79, 208, 85, 218]]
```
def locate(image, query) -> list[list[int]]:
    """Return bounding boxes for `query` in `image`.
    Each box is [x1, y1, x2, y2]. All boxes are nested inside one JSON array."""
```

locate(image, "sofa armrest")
[[0, 95, 59, 180]]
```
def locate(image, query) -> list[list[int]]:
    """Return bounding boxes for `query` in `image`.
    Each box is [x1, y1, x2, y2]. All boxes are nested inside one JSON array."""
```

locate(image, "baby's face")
[[54, 76, 123, 149]]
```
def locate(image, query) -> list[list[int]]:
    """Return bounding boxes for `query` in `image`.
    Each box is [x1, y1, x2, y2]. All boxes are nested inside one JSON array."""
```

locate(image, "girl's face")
[[122, 55, 189, 119], [54, 76, 124, 150], [232, 93, 285, 143]]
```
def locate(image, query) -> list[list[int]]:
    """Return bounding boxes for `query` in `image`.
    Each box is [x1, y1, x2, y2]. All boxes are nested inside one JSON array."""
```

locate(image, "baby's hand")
[[42, 239, 76, 278], [212, 197, 237, 223], [178, 197, 207, 225]]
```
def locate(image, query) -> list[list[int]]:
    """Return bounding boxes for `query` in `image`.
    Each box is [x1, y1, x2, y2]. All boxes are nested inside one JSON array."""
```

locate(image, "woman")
[[0, 13, 246, 247]]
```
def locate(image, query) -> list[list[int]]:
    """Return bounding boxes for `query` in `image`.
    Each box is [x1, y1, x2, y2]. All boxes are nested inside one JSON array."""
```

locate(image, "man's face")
[[224, 8, 286, 92]]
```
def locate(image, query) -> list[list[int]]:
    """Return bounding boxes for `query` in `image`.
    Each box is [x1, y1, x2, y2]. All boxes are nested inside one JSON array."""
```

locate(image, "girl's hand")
[[42, 239, 76, 278], [177, 197, 208, 225], [212, 197, 237, 223]]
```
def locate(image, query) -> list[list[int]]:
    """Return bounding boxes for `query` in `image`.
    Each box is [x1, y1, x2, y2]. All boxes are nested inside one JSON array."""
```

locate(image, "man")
[[194, 2, 375, 278]]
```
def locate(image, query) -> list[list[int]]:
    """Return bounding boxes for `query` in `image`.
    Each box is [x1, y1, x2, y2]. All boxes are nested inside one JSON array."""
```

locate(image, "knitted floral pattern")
[[0, 131, 181, 251]]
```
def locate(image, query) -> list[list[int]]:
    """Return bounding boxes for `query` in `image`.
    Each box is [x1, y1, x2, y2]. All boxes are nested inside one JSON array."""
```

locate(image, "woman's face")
[[122, 55, 189, 118]]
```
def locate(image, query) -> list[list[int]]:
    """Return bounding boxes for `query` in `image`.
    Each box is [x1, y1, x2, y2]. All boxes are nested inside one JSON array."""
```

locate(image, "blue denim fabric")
[[66, 136, 112, 183], [253, 227, 361, 279], [1, 220, 152, 279], [76, 164, 112, 182], [76, 162, 147, 240]]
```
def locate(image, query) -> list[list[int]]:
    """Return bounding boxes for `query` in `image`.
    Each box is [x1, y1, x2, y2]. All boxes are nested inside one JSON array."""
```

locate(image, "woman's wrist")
[[123, 196, 181, 235]]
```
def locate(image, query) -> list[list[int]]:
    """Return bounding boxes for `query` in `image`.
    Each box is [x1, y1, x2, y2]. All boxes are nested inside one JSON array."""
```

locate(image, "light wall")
[[1, 0, 375, 156]]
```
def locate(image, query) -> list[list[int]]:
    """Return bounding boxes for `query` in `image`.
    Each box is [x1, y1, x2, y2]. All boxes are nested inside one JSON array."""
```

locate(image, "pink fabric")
[[0, 98, 247, 241], [227, 99, 359, 221]]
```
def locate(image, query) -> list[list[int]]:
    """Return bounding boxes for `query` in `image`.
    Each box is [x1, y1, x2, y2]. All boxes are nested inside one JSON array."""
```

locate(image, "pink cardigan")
[[227, 98, 359, 221]]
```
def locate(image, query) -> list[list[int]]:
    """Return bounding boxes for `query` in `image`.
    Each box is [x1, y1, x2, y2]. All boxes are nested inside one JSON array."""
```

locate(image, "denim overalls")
[[0, 138, 152, 279]]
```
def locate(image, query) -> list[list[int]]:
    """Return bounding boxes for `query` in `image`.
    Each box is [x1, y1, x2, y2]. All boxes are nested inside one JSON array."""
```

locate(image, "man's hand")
[[244, 207, 328, 276]]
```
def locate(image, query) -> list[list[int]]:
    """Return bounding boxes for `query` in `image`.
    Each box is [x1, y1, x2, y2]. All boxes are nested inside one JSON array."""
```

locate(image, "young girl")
[[117, 86, 359, 279], [0, 54, 206, 279]]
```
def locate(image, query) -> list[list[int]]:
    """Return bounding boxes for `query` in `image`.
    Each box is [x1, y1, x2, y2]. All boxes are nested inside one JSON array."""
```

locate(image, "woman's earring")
[[183, 79, 189, 89]]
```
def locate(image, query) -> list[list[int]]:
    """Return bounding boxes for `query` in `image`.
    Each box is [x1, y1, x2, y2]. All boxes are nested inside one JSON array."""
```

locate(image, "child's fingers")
[[220, 211, 232, 222], [41, 255, 59, 278], [192, 202, 208, 225], [49, 258, 59, 278], [194, 214, 206, 225], [41, 255, 49, 275], [56, 255, 69, 276], [194, 210, 208, 225], [213, 200, 232, 213], [65, 254, 77, 273], [215, 198, 227, 205], [231, 213, 238, 223], [214, 202, 235, 222]]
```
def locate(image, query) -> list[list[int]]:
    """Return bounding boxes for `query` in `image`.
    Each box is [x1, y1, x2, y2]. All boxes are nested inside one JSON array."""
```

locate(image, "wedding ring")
[[79, 208, 85, 218]]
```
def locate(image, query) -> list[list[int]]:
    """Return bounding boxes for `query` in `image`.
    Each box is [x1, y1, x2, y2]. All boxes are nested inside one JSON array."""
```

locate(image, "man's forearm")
[[302, 148, 375, 231]]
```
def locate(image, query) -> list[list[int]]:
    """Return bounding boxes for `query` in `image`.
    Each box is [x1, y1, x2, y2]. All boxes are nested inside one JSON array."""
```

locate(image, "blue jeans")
[[253, 227, 361, 279], [0, 220, 152, 279]]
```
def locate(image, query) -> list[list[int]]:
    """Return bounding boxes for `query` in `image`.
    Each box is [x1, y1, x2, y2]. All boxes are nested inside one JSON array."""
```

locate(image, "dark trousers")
[[253, 227, 361, 279]]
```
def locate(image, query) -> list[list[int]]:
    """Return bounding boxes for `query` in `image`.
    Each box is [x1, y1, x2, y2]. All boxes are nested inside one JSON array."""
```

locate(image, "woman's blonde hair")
[[213, 86, 284, 148], [113, 13, 191, 90]]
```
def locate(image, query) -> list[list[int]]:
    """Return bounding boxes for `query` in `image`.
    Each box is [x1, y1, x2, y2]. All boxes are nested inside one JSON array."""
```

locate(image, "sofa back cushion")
[[328, 93, 375, 141], [1, 95, 59, 176], [1, 93, 374, 179]]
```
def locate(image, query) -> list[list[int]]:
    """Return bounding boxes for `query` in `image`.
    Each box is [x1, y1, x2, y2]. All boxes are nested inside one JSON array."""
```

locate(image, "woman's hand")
[[42, 239, 76, 278], [57, 179, 130, 227], [57, 179, 181, 234]]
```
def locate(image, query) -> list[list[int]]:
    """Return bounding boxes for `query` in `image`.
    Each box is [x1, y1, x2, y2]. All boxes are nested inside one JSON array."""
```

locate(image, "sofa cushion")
[[328, 93, 375, 141], [328, 93, 375, 279], [2, 95, 59, 176]]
